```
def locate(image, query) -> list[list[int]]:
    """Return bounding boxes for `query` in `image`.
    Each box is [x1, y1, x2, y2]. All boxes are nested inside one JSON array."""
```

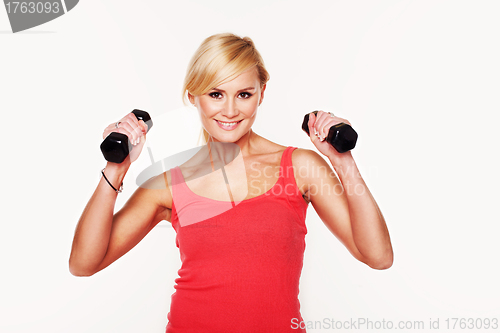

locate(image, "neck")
[[208, 129, 260, 157]]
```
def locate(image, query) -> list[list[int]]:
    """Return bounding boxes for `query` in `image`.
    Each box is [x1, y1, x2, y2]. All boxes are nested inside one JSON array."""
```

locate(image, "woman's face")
[[190, 67, 266, 144]]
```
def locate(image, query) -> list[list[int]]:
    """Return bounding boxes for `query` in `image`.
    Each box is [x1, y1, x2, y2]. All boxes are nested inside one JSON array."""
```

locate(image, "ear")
[[188, 92, 195, 105], [258, 84, 266, 106]]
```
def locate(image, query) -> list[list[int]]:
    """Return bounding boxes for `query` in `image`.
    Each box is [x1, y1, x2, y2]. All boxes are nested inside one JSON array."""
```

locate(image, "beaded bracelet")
[[101, 168, 123, 193]]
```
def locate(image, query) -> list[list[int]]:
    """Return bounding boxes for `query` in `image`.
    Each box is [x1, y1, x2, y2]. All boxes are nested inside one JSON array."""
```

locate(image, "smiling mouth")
[[215, 119, 243, 126]]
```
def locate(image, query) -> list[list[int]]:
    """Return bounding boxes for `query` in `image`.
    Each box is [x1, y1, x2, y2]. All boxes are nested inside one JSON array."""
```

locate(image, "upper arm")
[[292, 148, 364, 262], [93, 171, 172, 274]]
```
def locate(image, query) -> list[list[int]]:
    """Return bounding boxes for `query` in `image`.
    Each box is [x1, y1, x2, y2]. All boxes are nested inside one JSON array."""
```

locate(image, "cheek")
[[198, 99, 219, 116], [240, 98, 260, 113]]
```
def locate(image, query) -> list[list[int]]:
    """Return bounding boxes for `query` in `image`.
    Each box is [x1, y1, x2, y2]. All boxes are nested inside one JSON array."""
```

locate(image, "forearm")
[[69, 162, 129, 276], [329, 154, 393, 268]]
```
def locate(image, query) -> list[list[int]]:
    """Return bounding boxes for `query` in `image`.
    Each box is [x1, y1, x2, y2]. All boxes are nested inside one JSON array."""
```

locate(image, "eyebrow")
[[210, 86, 256, 93]]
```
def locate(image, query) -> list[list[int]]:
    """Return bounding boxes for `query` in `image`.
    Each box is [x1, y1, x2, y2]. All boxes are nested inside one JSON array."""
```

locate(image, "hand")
[[102, 112, 148, 165], [306, 110, 353, 161]]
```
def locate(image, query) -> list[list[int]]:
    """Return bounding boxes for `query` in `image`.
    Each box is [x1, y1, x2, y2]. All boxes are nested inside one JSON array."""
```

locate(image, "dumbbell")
[[100, 109, 153, 163], [302, 111, 357, 153]]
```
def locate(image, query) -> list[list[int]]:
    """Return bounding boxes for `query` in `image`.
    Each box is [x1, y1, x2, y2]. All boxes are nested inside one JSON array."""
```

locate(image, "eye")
[[239, 92, 252, 99], [209, 92, 223, 99]]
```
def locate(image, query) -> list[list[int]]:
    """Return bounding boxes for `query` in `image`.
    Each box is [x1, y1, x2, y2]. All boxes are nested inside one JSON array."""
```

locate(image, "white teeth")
[[217, 120, 238, 126]]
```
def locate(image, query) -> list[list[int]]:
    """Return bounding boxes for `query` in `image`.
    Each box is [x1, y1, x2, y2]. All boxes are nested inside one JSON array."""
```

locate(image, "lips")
[[215, 119, 243, 131]]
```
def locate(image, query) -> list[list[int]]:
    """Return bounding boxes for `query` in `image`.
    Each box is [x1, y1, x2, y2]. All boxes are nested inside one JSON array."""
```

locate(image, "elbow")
[[70, 269, 95, 277], [68, 259, 96, 277], [358, 249, 393, 270], [368, 259, 393, 270], [69, 266, 95, 277], [367, 252, 393, 270], [69, 267, 96, 277]]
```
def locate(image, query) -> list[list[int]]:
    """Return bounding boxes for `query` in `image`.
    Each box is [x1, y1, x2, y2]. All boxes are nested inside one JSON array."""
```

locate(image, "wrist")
[[101, 162, 129, 193], [104, 160, 130, 175]]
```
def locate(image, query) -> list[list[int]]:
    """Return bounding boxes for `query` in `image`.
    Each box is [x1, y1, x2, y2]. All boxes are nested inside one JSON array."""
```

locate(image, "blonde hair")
[[182, 33, 270, 145]]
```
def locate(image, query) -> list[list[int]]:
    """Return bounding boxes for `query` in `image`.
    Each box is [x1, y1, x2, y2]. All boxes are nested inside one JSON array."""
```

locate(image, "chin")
[[210, 136, 239, 143]]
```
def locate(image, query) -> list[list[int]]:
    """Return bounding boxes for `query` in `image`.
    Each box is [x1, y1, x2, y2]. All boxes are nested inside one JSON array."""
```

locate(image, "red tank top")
[[165, 146, 309, 333]]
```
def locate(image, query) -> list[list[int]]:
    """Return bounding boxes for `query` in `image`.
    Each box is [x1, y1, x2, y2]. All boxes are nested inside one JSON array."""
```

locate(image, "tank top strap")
[[281, 146, 297, 185], [169, 166, 183, 187], [280, 146, 309, 221], [168, 166, 191, 210]]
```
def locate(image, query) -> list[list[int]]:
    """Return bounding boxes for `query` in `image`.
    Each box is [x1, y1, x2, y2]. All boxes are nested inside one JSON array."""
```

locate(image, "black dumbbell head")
[[132, 109, 153, 132], [302, 111, 358, 153], [100, 109, 153, 163], [100, 132, 131, 164]]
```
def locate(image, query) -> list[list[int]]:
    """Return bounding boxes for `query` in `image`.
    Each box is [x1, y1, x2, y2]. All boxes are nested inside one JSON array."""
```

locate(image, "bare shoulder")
[[290, 147, 328, 169], [137, 170, 173, 220], [290, 148, 334, 199]]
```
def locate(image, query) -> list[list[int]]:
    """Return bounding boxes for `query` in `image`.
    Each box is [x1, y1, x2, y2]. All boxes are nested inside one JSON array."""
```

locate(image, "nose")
[[220, 98, 239, 119]]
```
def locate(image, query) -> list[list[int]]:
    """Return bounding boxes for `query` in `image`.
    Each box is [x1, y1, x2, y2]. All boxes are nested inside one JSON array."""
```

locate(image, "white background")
[[1, 1, 499, 332]]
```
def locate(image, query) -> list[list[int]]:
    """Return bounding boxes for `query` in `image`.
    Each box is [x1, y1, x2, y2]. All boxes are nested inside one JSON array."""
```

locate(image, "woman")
[[69, 33, 393, 332]]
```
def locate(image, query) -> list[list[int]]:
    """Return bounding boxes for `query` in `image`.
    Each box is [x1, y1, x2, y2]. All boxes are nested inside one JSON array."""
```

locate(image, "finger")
[[315, 111, 328, 139], [310, 130, 318, 144], [116, 121, 139, 144], [321, 114, 338, 140], [127, 117, 148, 143], [129, 117, 148, 144], [130, 121, 145, 144], [138, 119, 148, 134], [117, 113, 142, 143], [138, 132, 147, 145], [123, 112, 140, 128], [121, 122, 144, 145]]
